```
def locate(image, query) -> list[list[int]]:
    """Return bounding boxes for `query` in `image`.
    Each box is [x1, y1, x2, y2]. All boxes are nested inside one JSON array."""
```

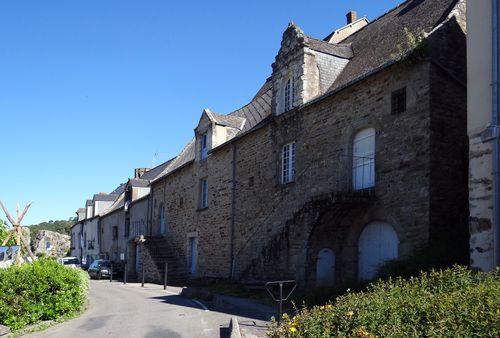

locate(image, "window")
[[282, 142, 296, 184], [352, 128, 376, 190], [201, 133, 208, 159], [200, 179, 208, 209], [248, 176, 254, 187], [179, 197, 184, 207], [112, 226, 118, 240], [391, 87, 406, 115], [159, 204, 166, 235], [284, 77, 294, 111]]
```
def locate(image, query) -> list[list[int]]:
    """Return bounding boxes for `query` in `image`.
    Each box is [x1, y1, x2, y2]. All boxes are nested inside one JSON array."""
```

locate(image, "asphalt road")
[[25, 280, 261, 338]]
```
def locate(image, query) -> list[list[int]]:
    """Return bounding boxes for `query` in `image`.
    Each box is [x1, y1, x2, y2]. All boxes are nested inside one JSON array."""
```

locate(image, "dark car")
[[88, 259, 112, 280]]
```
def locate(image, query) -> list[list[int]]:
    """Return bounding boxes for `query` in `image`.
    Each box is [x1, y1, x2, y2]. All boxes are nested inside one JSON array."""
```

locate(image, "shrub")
[[269, 266, 499, 337], [0, 259, 89, 330]]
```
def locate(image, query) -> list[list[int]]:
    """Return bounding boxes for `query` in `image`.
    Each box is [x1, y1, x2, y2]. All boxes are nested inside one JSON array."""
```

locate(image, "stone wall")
[[150, 143, 234, 279], [99, 208, 126, 262], [233, 60, 433, 284]]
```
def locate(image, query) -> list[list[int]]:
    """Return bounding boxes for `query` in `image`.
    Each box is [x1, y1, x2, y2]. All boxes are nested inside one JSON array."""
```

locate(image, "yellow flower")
[[326, 304, 333, 309], [282, 313, 289, 319], [290, 326, 297, 333], [346, 310, 354, 317]]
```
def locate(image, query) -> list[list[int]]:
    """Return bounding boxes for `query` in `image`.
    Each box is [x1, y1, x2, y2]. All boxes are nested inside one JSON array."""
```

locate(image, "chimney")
[[346, 11, 357, 24], [134, 168, 150, 178]]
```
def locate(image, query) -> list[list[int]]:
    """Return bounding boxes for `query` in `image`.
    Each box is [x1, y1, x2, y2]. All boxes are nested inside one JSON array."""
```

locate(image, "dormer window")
[[201, 133, 208, 160], [284, 77, 294, 111]]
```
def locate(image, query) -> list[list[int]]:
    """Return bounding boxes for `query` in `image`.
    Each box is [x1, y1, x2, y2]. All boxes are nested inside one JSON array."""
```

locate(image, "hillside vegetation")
[[28, 219, 75, 243]]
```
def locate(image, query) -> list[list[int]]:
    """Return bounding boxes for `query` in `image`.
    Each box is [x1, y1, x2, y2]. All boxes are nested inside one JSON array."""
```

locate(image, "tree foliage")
[[0, 219, 15, 247], [27, 218, 76, 244]]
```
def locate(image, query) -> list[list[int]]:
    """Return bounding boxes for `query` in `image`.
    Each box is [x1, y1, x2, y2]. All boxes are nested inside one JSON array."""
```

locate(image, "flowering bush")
[[269, 266, 499, 337], [0, 259, 89, 330]]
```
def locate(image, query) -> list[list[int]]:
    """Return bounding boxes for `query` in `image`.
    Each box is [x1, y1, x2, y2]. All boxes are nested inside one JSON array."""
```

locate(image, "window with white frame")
[[200, 133, 208, 160], [282, 142, 296, 184], [200, 179, 208, 208], [284, 77, 294, 111]]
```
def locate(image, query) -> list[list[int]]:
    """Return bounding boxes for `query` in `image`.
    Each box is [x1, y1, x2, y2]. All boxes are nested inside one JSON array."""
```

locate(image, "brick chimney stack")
[[346, 11, 357, 24]]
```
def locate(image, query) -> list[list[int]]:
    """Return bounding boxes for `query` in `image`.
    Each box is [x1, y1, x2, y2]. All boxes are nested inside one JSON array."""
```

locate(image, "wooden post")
[[0, 200, 33, 266], [124, 262, 127, 285]]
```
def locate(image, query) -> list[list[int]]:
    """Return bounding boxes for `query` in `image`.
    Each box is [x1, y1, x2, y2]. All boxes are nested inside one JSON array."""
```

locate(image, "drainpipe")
[[230, 143, 237, 279], [493, 0, 500, 267]]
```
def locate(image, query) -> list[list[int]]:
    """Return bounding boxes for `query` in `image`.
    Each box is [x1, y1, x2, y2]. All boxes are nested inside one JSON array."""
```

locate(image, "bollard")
[[141, 262, 145, 287], [124, 262, 127, 285], [163, 262, 168, 291], [109, 266, 113, 283]]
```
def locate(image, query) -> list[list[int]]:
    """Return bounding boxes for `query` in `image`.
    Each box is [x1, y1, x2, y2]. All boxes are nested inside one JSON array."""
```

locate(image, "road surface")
[[25, 280, 269, 338]]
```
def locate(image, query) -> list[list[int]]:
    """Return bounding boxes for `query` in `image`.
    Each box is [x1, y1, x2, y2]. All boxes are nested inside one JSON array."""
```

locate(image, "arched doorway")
[[358, 221, 398, 280], [316, 248, 335, 286], [353, 128, 375, 190]]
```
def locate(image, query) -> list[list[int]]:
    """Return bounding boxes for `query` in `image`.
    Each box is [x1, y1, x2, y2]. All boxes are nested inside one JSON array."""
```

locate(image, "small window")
[[248, 176, 254, 187], [200, 179, 208, 209], [112, 226, 118, 240], [179, 197, 184, 207], [391, 87, 406, 115], [284, 78, 294, 111], [282, 142, 296, 184], [201, 133, 208, 159]]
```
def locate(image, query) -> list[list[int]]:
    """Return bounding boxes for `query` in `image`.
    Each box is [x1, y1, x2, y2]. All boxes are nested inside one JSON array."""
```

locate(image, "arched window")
[[358, 222, 399, 280], [316, 248, 335, 286], [159, 204, 166, 235], [352, 128, 375, 190]]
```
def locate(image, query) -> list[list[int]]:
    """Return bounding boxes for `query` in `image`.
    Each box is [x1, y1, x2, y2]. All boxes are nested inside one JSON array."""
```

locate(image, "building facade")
[[467, 0, 499, 271], [137, 0, 469, 286]]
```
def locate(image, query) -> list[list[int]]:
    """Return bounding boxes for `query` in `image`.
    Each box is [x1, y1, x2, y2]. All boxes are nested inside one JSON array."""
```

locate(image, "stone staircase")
[[141, 235, 188, 284], [237, 190, 374, 285]]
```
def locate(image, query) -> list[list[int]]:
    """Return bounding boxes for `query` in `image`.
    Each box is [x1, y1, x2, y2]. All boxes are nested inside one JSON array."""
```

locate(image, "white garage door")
[[316, 248, 335, 287], [358, 222, 398, 280]]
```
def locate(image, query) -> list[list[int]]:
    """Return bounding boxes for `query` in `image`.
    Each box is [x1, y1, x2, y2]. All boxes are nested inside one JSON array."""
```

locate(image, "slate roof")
[[304, 37, 353, 59], [76, 208, 85, 213], [329, 0, 460, 92], [138, 158, 175, 182], [93, 193, 119, 202], [153, 79, 272, 182], [205, 110, 246, 130], [110, 183, 126, 196]]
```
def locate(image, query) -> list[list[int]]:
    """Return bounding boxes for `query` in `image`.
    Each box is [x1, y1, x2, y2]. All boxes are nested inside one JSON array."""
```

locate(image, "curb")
[[229, 316, 241, 338]]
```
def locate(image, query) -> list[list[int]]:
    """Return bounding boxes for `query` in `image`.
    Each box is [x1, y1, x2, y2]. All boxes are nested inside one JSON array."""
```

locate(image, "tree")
[[0, 219, 16, 246]]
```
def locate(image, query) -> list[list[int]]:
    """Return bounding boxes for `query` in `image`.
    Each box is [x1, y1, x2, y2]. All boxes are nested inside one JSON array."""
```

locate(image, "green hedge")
[[0, 259, 89, 330], [269, 266, 499, 337]]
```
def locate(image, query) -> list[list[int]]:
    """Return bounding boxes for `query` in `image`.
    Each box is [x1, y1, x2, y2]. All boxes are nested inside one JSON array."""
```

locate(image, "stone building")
[[139, 0, 469, 286], [467, 0, 499, 271]]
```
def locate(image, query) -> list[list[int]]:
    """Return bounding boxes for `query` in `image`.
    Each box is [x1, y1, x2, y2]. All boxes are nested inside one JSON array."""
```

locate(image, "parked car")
[[88, 259, 112, 280], [57, 256, 80, 268]]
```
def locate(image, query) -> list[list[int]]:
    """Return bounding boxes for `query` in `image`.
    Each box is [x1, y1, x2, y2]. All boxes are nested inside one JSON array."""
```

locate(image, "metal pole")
[[141, 262, 144, 287], [163, 262, 168, 290], [124, 262, 127, 285], [110, 265, 113, 283], [278, 282, 283, 323]]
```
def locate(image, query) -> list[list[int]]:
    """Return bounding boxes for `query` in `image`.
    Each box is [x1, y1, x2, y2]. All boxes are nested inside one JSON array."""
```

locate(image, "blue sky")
[[0, 0, 401, 225]]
